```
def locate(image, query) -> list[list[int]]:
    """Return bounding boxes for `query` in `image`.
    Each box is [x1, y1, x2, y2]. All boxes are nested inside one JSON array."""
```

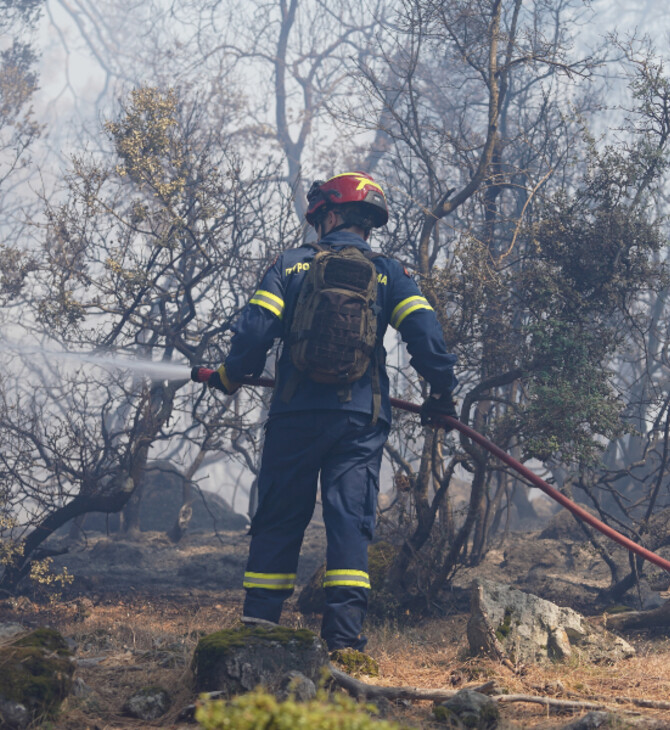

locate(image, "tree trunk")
[[167, 483, 194, 543], [121, 481, 144, 538], [0, 475, 135, 593], [605, 600, 670, 631]]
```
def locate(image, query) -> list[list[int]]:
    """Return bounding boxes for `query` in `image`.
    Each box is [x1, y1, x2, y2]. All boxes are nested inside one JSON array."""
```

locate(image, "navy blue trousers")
[[243, 411, 389, 651]]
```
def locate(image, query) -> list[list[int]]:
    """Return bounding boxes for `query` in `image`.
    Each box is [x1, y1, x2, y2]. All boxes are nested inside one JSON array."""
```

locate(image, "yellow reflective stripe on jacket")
[[322, 569, 371, 589], [249, 289, 284, 319], [243, 571, 296, 590], [391, 295, 433, 329]]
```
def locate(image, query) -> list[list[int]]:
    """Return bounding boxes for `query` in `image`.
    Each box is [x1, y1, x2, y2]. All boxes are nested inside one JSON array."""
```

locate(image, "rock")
[[64, 460, 248, 535], [0, 697, 29, 730], [625, 578, 665, 610], [276, 670, 317, 701], [559, 711, 670, 729], [122, 685, 172, 721], [69, 677, 103, 714], [559, 712, 614, 729], [434, 689, 499, 729], [0, 628, 74, 729], [72, 677, 94, 698], [192, 625, 329, 697], [467, 579, 635, 664], [539, 506, 596, 541], [330, 648, 379, 677], [0, 623, 25, 641]]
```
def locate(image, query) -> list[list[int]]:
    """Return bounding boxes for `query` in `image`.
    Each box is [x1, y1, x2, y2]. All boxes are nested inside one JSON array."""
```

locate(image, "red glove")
[[191, 365, 240, 395]]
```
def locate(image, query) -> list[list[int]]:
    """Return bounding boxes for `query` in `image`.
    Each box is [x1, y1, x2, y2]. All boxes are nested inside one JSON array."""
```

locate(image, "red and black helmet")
[[305, 172, 389, 229]]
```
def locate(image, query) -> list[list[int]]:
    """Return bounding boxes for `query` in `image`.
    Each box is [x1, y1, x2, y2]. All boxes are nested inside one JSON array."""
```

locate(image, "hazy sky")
[[34, 0, 670, 153]]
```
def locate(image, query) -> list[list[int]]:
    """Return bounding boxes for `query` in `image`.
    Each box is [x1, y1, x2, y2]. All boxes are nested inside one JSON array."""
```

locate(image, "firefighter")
[[194, 172, 458, 652]]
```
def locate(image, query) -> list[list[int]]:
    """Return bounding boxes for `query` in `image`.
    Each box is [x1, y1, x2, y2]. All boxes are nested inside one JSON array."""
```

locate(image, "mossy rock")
[[330, 648, 379, 677], [434, 689, 499, 729], [0, 628, 74, 728], [192, 625, 329, 696]]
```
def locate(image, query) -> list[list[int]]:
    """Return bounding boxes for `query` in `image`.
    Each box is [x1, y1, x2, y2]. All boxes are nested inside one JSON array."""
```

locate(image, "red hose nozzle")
[[191, 366, 215, 383]]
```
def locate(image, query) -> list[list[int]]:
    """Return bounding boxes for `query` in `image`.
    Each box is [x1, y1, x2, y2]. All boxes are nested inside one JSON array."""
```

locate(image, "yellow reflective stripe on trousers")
[[323, 569, 371, 589], [249, 289, 284, 319], [243, 571, 296, 590], [391, 295, 433, 329]]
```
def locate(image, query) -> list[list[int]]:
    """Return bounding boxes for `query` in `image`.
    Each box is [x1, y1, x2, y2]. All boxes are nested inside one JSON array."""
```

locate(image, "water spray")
[[3, 339, 189, 381]]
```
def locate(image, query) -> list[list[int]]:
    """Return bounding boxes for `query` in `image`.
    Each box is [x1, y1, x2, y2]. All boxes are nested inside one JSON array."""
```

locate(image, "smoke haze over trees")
[[1, 0, 670, 604]]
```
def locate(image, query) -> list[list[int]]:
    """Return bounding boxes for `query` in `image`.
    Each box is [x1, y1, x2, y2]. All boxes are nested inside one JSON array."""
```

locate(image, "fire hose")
[[193, 369, 670, 574]]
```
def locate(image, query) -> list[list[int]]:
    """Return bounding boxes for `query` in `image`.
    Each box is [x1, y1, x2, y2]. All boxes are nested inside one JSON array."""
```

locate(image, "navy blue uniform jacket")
[[224, 230, 457, 424]]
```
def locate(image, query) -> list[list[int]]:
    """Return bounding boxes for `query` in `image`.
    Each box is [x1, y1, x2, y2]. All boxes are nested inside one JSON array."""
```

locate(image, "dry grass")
[[1, 592, 669, 729]]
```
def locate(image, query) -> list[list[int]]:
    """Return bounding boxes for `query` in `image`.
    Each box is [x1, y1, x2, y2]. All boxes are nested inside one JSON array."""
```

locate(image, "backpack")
[[282, 242, 383, 420]]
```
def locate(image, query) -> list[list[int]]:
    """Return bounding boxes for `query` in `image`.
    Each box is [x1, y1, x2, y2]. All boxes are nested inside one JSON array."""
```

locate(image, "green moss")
[[197, 626, 316, 653], [0, 629, 74, 722], [196, 688, 413, 729], [330, 648, 379, 677], [495, 609, 514, 642], [192, 626, 318, 673], [433, 705, 451, 722], [13, 628, 71, 655], [604, 604, 633, 614]]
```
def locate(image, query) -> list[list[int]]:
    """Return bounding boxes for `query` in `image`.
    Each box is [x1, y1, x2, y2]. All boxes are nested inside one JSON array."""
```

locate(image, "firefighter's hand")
[[420, 392, 457, 430], [207, 364, 240, 395], [191, 366, 213, 383]]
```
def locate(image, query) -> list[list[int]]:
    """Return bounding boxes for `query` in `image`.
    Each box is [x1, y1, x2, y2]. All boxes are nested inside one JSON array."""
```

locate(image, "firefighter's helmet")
[[305, 172, 389, 229]]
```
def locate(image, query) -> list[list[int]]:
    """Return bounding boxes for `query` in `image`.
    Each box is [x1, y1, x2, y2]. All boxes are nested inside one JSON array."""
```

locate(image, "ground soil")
[[2, 521, 669, 729]]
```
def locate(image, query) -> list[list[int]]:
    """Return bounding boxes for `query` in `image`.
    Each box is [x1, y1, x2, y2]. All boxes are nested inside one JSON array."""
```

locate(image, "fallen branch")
[[604, 600, 670, 631], [613, 697, 670, 711], [329, 670, 607, 712], [495, 694, 608, 711], [496, 693, 670, 712], [179, 668, 670, 721], [330, 668, 670, 713], [328, 665, 497, 702]]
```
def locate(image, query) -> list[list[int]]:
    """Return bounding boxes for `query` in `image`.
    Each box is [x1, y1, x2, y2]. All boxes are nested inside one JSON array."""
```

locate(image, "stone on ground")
[[559, 710, 670, 729], [122, 684, 172, 720], [276, 670, 317, 701], [434, 688, 499, 729], [330, 648, 379, 677], [192, 625, 330, 697], [0, 626, 74, 729], [468, 578, 635, 664]]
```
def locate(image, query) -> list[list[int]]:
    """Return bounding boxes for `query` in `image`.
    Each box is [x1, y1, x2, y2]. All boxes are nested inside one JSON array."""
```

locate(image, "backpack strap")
[[305, 241, 329, 253], [280, 244, 323, 403]]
